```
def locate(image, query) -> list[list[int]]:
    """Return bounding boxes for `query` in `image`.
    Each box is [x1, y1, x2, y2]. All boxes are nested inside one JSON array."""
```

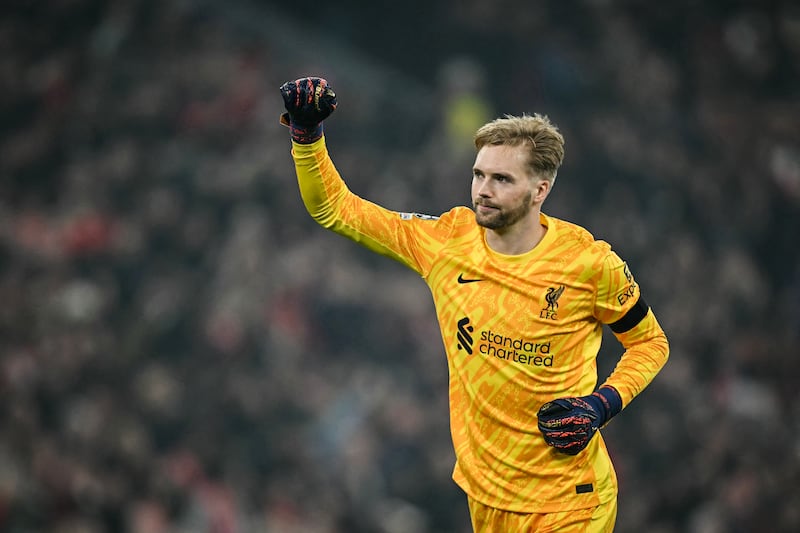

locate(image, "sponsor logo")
[[540, 285, 565, 320], [617, 265, 638, 305], [456, 317, 474, 354], [399, 212, 439, 221], [457, 273, 482, 284], [617, 284, 638, 305], [456, 316, 555, 367]]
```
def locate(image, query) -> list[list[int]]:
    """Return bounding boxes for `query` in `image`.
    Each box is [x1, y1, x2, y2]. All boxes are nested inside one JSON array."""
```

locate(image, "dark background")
[[1, 0, 799, 531]]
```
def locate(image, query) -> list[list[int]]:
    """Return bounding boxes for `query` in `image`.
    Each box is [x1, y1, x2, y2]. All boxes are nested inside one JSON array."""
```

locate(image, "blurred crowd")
[[1, 0, 798, 532]]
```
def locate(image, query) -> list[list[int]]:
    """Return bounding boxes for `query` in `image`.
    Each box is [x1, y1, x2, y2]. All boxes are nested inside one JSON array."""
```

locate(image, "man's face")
[[471, 144, 541, 231]]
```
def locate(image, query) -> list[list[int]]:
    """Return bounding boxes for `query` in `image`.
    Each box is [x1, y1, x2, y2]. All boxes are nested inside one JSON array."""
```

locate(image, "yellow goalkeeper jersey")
[[291, 138, 669, 513]]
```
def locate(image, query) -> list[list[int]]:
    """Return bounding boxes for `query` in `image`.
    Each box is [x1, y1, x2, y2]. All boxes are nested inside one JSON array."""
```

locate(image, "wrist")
[[290, 121, 324, 144], [586, 386, 623, 426]]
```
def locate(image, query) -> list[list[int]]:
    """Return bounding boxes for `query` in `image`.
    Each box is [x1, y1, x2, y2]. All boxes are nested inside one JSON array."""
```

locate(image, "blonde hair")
[[474, 114, 565, 182]]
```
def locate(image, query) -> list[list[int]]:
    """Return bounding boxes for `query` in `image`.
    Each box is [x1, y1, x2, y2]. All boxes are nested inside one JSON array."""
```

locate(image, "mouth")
[[475, 203, 499, 214]]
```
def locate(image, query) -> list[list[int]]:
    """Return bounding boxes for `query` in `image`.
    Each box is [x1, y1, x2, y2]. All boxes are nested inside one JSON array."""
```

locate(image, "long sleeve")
[[602, 310, 669, 407], [290, 136, 451, 276], [591, 249, 669, 407]]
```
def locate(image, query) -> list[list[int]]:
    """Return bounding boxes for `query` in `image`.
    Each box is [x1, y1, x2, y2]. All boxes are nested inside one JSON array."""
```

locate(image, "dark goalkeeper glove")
[[279, 77, 337, 143], [537, 386, 622, 455]]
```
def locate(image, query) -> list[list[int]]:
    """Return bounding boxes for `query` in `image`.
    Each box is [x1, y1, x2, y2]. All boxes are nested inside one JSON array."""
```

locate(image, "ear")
[[532, 178, 551, 204]]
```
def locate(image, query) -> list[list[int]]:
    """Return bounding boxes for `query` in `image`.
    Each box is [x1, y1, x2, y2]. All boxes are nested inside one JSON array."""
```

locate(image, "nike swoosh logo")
[[457, 273, 482, 284]]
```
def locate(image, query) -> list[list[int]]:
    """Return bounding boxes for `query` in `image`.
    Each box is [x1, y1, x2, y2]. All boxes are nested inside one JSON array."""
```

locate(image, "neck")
[[485, 213, 547, 255]]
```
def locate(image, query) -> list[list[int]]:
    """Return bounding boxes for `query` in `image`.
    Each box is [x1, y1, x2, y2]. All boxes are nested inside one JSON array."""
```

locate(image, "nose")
[[475, 178, 492, 198]]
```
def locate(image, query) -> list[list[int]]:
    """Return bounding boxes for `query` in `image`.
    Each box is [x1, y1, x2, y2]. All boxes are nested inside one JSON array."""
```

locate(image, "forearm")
[[600, 310, 670, 407], [291, 137, 350, 229]]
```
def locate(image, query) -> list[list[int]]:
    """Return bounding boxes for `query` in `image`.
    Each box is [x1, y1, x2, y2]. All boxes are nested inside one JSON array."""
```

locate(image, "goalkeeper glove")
[[279, 77, 337, 143], [537, 386, 622, 455]]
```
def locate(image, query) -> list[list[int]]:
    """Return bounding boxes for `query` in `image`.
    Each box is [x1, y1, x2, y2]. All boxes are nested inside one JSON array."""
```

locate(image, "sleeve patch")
[[399, 212, 439, 221], [609, 295, 649, 333]]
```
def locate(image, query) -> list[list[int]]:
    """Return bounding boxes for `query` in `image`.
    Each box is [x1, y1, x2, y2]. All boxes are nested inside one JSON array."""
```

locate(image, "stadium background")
[[1, 0, 798, 531]]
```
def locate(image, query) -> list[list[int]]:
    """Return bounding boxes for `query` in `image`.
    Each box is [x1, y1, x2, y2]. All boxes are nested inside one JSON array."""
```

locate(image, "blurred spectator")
[[0, 0, 798, 532]]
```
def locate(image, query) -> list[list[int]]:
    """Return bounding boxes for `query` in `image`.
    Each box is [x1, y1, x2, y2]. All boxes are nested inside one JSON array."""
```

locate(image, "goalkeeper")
[[279, 77, 668, 532]]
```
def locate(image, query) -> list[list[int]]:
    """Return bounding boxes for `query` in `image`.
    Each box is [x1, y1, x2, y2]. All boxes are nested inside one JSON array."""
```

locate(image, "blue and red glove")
[[537, 386, 622, 455], [279, 77, 337, 143]]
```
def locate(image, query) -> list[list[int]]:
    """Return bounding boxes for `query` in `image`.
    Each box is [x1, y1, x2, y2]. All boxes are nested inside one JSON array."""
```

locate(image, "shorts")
[[467, 497, 617, 533]]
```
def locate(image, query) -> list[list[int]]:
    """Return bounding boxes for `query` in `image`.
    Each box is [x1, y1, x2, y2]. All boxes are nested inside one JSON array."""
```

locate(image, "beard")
[[474, 191, 533, 230]]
